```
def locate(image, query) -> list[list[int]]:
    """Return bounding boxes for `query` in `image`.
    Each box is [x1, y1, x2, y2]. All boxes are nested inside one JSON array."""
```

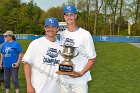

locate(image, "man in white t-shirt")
[[59, 5, 97, 93], [22, 17, 61, 93]]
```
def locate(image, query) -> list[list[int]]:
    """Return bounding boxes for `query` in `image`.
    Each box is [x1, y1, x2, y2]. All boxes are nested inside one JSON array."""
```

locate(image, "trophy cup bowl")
[[56, 45, 78, 75]]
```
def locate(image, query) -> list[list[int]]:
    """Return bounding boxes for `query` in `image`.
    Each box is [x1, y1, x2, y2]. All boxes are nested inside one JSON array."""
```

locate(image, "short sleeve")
[[16, 42, 22, 53], [22, 40, 38, 64], [83, 32, 96, 59]]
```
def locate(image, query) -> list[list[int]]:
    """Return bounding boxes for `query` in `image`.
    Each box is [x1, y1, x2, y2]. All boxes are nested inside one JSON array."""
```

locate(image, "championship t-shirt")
[[59, 27, 97, 84], [22, 36, 62, 93]]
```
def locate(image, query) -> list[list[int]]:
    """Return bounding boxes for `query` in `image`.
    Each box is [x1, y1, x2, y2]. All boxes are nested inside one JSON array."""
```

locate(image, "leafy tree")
[[0, 0, 140, 36]]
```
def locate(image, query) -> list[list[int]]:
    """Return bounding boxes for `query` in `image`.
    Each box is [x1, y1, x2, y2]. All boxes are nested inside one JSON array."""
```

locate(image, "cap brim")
[[3, 33, 8, 36], [3, 33, 13, 36], [44, 25, 59, 28]]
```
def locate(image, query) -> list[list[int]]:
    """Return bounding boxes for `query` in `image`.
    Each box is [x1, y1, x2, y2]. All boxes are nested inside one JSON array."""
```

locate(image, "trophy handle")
[[59, 50, 63, 56], [73, 50, 79, 57]]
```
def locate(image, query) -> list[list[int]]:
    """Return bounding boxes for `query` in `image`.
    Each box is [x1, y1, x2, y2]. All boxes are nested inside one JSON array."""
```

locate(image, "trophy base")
[[59, 64, 74, 72], [56, 71, 75, 75]]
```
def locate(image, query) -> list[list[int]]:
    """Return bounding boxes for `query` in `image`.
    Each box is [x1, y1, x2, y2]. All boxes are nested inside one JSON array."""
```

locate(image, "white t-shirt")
[[59, 27, 97, 84], [22, 36, 62, 93]]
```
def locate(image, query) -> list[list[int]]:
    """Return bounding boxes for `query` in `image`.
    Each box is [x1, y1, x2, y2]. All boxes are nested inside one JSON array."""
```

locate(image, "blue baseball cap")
[[64, 5, 77, 14], [44, 17, 59, 27]]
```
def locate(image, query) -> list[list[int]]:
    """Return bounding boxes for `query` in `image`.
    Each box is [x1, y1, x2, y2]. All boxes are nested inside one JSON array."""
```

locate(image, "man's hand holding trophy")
[[56, 45, 79, 75]]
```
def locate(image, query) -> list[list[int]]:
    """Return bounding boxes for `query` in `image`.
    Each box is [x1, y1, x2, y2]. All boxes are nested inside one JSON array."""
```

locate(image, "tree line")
[[0, 0, 140, 36]]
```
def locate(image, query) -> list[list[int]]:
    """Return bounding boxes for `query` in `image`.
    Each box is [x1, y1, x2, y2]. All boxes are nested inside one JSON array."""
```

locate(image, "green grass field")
[[1, 40, 140, 93]]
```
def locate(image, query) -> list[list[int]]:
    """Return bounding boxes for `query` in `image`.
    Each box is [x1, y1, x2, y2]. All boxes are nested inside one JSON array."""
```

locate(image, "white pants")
[[59, 83, 88, 93]]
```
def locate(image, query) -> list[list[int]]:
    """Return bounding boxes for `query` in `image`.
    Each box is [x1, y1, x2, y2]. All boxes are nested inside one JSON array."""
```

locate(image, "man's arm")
[[24, 62, 36, 93], [70, 58, 96, 78]]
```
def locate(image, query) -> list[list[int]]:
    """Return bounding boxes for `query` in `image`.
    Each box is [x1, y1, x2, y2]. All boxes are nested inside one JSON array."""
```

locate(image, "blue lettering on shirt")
[[46, 48, 59, 58], [64, 38, 75, 46], [43, 47, 60, 65], [43, 57, 60, 65]]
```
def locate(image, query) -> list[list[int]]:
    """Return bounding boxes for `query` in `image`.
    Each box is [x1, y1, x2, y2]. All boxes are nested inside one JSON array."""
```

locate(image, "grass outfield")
[[2, 40, 140, 93], [89, 42, 140, 93]]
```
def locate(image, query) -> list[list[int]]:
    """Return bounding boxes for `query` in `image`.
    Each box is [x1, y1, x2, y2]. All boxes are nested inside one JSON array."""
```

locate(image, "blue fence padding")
[[93, 36, 140, 43], [15, 35, 60, 41], [15, 35, 42, 40], [14, 35, 140, 43]]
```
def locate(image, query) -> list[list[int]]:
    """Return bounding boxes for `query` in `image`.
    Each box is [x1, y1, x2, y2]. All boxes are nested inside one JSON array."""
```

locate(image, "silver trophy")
[[56, 45, 78, 75]]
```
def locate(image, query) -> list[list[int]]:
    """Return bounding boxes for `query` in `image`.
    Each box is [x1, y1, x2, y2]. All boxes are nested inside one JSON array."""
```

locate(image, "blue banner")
[[93, 36, 140, 43], [14, 34, 140, 43]]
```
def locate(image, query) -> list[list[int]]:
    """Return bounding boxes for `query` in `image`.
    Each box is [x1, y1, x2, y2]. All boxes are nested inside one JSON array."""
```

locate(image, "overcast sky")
[[21, 0, 68, 11]]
